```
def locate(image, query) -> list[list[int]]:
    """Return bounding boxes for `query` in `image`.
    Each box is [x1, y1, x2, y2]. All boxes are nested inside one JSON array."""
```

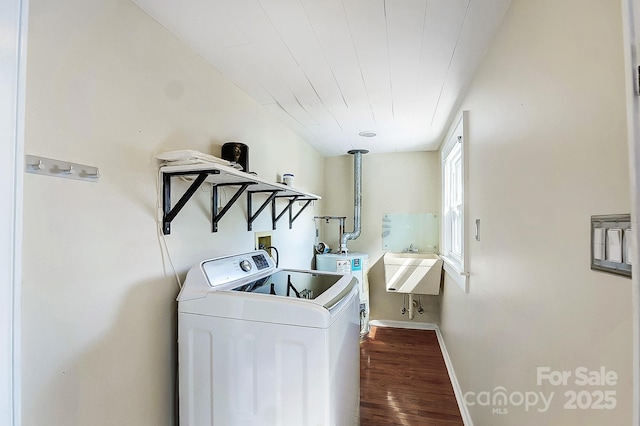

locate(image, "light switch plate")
[[593, 228, 605, 260], [591, 214, 631, 278]]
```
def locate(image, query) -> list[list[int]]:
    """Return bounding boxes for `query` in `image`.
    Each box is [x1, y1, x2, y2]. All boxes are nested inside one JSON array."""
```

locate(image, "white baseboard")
[[369, 319, 437, 330], [434, 327, 473, 426]]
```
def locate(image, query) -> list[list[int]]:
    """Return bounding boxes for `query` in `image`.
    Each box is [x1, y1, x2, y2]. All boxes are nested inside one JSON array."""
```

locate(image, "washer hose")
[[264, 245, 279, 267]]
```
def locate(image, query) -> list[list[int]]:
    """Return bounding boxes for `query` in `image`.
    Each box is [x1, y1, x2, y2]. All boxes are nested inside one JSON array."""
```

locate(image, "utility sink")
[[383, 252, 443, 295]]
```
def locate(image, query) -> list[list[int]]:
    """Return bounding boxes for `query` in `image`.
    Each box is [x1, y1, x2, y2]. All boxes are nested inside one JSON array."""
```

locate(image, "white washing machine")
[[177, 250, 360, 426]]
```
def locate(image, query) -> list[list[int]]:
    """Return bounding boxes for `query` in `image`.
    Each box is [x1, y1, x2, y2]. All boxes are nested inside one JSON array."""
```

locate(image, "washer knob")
[[239, 259, 252, 272]]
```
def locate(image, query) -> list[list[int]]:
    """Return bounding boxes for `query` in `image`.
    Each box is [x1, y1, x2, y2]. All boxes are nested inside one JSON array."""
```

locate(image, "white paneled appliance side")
[[177, 250, 360, 426]]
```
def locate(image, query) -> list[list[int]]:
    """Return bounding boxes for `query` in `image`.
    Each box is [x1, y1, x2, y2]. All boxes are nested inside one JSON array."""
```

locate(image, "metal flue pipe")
[[340, 149, 368, 253]]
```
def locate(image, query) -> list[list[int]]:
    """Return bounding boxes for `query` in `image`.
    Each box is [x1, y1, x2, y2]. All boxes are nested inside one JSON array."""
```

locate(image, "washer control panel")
[[201, 250, 276, 288], [251, 254, 270, 270]]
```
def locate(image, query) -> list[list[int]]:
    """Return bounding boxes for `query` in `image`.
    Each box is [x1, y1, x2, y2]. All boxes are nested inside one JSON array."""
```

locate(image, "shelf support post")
[[272, 196, 300, 230], [212, 183, 251, 232], [248, 191, 279, 231], [289, 199, 313, 229], [162, 172, 209, 234]]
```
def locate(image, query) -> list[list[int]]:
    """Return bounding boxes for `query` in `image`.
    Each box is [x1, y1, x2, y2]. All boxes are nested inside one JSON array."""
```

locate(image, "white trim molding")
[[1, 0, 28, 425], [441, 111, 470, 293], [621, 0, 640, 423], [442, 256, 469, 293], [435, 327, 474, 426], [369, 320, 438, 330]]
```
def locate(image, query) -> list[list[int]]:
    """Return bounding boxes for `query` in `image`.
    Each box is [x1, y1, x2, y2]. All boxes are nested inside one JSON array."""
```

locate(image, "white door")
[[0, 0, 28, 425]]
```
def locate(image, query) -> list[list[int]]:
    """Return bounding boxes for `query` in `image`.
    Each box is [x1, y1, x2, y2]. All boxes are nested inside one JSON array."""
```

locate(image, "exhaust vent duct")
[[340, 149, 368, 253]]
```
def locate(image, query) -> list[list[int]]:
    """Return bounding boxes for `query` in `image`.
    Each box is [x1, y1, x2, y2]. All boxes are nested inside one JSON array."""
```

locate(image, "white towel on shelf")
[[155, 149, 241, 169]]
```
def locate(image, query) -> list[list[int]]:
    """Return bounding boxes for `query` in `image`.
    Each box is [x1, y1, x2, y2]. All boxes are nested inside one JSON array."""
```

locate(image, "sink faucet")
[[404, 243, 419, 253]]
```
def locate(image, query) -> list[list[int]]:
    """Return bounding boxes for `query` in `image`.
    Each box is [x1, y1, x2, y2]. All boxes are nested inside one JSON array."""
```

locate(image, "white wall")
[[323, 152, 441, 324], [439, 0, 632, 424], [21, 0, 323, 424]]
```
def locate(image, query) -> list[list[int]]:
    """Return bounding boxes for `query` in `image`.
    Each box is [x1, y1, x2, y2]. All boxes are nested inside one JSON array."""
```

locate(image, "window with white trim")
[[444, 139, 463, 262], [441, 114, 468, 292]]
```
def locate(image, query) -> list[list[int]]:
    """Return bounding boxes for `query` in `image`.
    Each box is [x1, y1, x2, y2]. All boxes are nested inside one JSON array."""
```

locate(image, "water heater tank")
[[316, 253, 370, 338]]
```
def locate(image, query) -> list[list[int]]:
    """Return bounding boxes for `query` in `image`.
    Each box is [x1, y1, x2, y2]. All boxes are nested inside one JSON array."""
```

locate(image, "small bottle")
[[283, 173, 294, 186]]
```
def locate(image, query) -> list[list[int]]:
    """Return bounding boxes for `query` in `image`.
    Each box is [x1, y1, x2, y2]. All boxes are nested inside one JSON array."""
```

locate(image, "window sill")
[[441, 256, 469, 293]]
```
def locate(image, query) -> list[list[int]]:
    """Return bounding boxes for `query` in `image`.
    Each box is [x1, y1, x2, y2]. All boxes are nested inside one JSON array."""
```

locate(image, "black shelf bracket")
[[160, 164, 320, 234], [162, 170, 218, 235], [271, 195, 301, 230], [212, 182, 253, 232], [289, 199, 314, 229], [247, 190, 280, 231]]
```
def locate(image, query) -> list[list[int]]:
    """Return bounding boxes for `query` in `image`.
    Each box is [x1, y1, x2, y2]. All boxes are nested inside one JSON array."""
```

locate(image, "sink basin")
[[383, 252, 443, 295]]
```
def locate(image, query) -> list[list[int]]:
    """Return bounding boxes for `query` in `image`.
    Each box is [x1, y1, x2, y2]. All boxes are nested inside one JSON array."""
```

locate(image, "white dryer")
[[177, 250, 360, 426]]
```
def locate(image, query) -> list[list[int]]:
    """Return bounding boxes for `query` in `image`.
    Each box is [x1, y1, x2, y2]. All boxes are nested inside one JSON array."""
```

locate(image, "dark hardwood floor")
[[359, 326, 463, 426]]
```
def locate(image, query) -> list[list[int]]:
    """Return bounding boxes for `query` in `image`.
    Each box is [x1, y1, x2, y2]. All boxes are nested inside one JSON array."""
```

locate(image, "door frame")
[[1, 0, 28, 425], [622, 0, 640, 423]]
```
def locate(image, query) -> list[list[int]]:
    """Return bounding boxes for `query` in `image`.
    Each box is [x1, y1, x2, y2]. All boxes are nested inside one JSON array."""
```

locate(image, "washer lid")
[[230, 269, 337, 300], [178, 272, 357, 328], [177, 250, 358, 327]]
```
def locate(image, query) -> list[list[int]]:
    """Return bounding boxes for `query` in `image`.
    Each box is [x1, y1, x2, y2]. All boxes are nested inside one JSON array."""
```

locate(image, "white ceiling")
[[132, 0, 511, 156]]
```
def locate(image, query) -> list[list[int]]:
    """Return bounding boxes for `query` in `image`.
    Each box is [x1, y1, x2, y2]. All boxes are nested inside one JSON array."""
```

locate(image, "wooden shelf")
[[160, 162, 321, 234]]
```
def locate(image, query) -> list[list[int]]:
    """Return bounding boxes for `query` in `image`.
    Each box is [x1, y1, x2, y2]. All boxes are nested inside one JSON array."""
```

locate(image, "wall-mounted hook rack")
[[80, 168, 100, 178], [54, 164, 75, 175], [25, 155, 100, 183], [26, 159, 45, 171]]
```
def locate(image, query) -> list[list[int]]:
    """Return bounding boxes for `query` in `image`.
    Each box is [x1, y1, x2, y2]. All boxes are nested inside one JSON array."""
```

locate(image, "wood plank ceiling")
[[131, 0, 511, 156]]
